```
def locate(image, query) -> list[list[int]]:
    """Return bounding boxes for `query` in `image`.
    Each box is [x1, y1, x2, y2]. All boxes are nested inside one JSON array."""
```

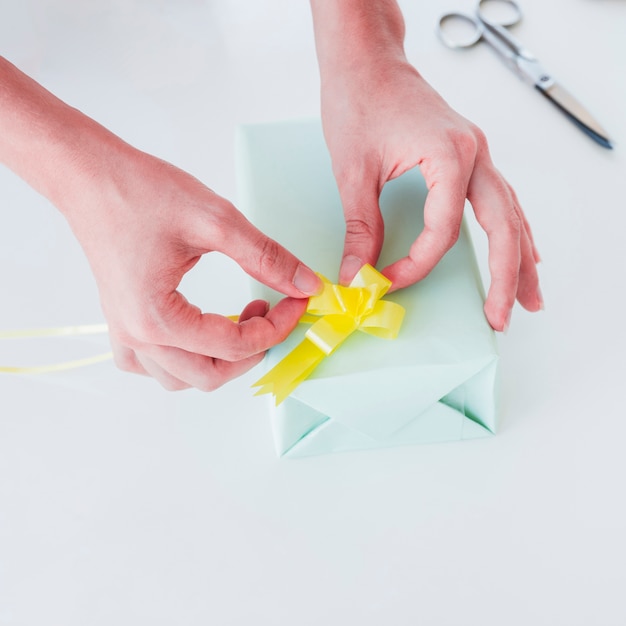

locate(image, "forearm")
[[0, 56, 130, 218], [309, 0, 409, 80]]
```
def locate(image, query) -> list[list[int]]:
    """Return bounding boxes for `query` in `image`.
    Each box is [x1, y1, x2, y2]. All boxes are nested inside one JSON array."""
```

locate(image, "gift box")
[[236, 120, 498, 458]]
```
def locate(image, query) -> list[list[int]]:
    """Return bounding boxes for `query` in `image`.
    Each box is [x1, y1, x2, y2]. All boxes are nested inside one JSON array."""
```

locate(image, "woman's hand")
[[1, 55, 321, 390], [311, 0, 542, 331], [65, 146, 320, 391]]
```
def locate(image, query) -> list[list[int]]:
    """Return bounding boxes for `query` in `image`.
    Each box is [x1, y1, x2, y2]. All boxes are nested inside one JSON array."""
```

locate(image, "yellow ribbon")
[[0, 316, 243, 375], [253, 264, 405, 405], [0, 323, 112, 374]]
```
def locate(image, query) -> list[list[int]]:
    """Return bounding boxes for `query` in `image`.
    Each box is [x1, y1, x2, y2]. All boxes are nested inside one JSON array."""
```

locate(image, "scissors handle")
[[477, 0, 521, 28], [477, 0, 533, 60], [437, 12, 484, 49], [438, 0, 546, 84], [437, 0, 527, 53]]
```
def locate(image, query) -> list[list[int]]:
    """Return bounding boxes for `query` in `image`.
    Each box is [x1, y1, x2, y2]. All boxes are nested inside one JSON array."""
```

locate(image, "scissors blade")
[[536, 82, 613, 149]]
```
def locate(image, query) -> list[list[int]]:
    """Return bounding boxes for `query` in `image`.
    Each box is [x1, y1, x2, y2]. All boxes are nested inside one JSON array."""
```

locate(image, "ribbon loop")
[[253, 264, 405, 405], [306, 314, 357, 356]]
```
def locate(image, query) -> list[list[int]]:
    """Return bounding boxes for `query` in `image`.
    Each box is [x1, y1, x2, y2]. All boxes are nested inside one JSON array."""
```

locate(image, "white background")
[[1, 1, 625, 624]]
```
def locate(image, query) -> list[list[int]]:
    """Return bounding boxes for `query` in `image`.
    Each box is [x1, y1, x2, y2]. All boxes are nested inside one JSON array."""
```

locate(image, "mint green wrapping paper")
[[236, 120, 498, 458]]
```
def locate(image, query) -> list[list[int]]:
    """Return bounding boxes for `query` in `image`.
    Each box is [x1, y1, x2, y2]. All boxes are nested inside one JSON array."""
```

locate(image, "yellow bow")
[[253, 264, 405, 405]]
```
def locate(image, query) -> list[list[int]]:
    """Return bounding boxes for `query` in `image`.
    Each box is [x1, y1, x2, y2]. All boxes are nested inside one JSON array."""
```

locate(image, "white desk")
[[2, 1, 625, 624]]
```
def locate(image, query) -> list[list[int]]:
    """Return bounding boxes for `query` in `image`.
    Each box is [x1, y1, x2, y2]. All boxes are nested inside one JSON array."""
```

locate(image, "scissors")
[[437, 0, 613, 149]]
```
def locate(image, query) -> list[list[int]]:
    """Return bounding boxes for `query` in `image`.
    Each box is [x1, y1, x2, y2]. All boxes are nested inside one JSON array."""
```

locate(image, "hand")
[[62, 143, 321, 390], [316, 38, 542, 330], [311, 0, 543, 330], [0, 56, 321, 391]]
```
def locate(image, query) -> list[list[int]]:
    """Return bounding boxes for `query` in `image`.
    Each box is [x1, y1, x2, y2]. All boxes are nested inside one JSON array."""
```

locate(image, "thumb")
[[218, 210, 321, 298], [337, 178, 384, 285]]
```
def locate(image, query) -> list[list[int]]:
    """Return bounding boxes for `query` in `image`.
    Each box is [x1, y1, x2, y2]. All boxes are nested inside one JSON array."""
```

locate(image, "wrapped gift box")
[[236, 120, 498, 457]]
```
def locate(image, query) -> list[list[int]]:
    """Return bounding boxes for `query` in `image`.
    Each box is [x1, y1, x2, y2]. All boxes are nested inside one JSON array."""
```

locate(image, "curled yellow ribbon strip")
[[0, 316, 242, 375], [253, 264, 405, 405], [0, 323, 112, 374]]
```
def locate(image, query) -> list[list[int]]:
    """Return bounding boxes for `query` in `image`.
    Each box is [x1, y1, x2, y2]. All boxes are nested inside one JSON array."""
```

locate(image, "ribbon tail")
[[0, 323, 109, 340], [252, 339, 325, 405], [0, 351, 113, 375]]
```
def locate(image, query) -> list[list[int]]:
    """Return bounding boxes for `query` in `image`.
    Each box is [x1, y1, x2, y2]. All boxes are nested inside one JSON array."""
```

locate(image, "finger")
[[110, 339, 149, 376], [238, 299, 270, 322], [155, 293, 307, 361], [508, 184, 541, 264], [138, 344, 264, 392], [336, 175, 385, 285], [129, 298, 277, 391], [135, 351, 191, 391], [523, 214, 541, 265], [213, 205, 321, 297], [383, 160, 470, 291], [467, 167, 521, 331], [514, 206, 543, 312]]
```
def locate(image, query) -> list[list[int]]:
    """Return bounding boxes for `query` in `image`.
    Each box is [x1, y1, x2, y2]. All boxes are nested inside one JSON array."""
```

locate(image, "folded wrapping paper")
[[236, 119, 498, 458]]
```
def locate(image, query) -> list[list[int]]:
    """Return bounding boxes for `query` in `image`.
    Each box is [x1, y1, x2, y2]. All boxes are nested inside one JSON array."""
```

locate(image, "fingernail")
[[293, 264, 322, 295], [340, 255, 363, 285], [536, 286, 545, 311]]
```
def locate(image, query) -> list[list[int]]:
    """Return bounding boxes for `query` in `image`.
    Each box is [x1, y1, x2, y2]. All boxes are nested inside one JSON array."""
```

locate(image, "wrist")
[[310, 0, 408, 79]]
